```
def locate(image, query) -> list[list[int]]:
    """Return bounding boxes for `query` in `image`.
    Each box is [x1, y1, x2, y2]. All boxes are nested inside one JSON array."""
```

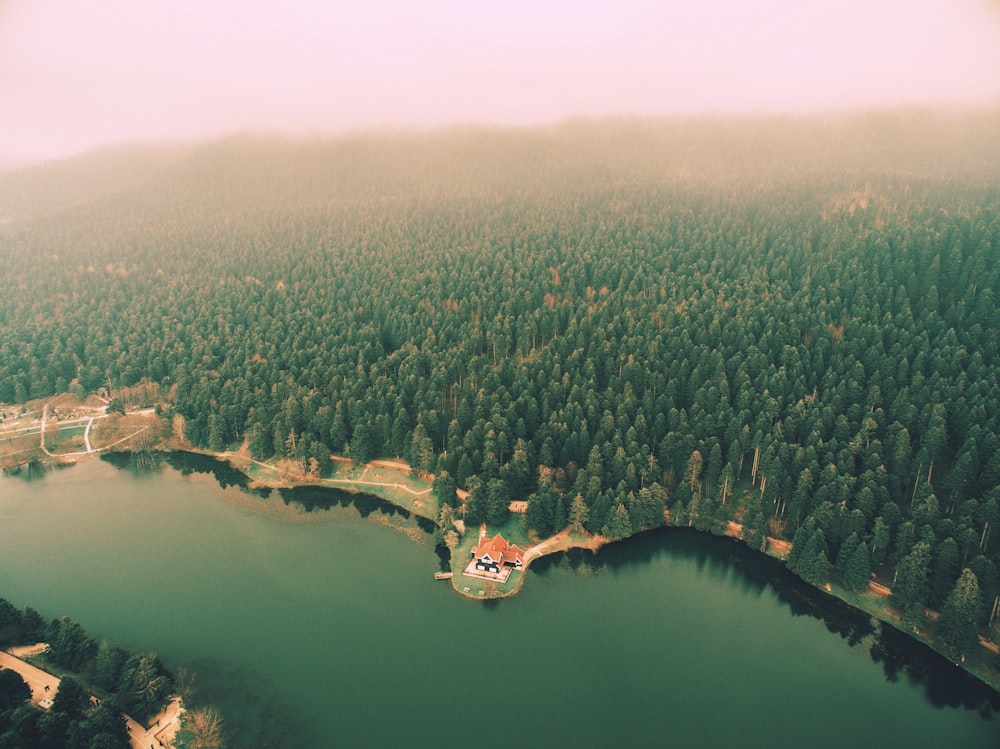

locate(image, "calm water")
[[1, 455, 998, 748]]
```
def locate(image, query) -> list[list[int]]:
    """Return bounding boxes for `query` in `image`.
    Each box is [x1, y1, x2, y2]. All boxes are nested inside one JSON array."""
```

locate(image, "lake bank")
[[3, 460, 998, 749], [5, 430, 1000, 698], [0, 644, 184, 748]]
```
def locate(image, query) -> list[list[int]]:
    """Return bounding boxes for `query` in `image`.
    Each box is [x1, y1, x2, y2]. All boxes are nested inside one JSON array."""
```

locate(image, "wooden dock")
[[433, 572, 453, 580]]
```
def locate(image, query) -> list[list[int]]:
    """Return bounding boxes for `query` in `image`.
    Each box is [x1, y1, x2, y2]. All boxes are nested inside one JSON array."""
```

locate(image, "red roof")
[[473, 528, 525, 566]]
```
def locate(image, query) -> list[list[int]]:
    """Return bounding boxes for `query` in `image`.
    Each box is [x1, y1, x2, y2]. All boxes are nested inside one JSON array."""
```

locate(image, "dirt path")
[[0, 650, 58, 706], [524, 528, 607, 562], [33, 398, 151, 458], [240, 455, 432, 496], [0, 649, 181, 749], [84, 417, 95, 453], [322, 477, 432, 496], [369, 459, 412, 472], [38, 402, 54, 457]]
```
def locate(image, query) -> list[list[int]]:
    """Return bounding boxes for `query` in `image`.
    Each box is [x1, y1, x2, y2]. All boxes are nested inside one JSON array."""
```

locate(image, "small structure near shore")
[[465, 524, 525, 581]]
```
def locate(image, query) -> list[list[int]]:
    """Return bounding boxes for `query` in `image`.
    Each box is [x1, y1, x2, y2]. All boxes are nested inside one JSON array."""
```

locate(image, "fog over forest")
[[3, 1, 1000, 738], [2, 0, 1000, 164]]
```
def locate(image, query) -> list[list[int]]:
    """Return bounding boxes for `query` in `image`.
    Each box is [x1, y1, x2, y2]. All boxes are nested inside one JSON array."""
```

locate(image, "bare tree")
[[179, 706, 226, 749]]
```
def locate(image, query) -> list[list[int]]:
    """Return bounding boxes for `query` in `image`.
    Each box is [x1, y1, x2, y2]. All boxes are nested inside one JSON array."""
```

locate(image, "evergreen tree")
[[796, 530, 829, 585], [486, 478, 511, 526], [84, 696, 131, 749], [869, 516, 890, 567], [929, 536, 960, 607], [894, 542, 933, 628], [836, 532, 860, 577], [433, 471, 458, 510], [0, 670, 30, 711], [409, 423, 434, 472], [602, 503, 632, 541], [350, 423, 374, 464], [93, 640, 129, 692], [742, 511, 767, 551], [935, 568, 981, 659], [552, 495, 568, 533], [786, 518, 816, 571], [463, 481, 487, 525], [51, 675, 89, 720], [568, 493, 589, 534], [49, 616, 96, 672], [843, 541, 872, 592], [119, 653, 173, 718], [525, 487, 554, 536]]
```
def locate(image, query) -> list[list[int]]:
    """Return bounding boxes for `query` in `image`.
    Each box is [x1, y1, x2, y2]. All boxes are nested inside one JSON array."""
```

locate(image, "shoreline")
[[0, 646, 183, 749], [5, 430, 1000, 696]]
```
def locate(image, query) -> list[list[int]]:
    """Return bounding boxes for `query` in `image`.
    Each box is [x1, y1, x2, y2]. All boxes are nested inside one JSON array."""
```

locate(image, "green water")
[[1, 455, 998, 748]]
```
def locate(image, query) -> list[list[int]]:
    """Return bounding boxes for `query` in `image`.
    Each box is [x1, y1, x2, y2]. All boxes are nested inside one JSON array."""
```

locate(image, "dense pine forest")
[[3, 113, 1000, 656]]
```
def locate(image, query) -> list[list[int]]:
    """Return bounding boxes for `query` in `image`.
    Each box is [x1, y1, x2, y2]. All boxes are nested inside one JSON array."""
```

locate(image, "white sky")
[[2, 0, 1000, 161]]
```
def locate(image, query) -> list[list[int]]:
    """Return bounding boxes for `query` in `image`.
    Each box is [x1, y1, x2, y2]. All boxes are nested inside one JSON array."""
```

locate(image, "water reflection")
[[102, 451, 436, 534], [102, 451, 269, 495], [89, 454, 1000, 724], [101, 450, 166, 476], [1, 460, 58, 482], [277, 484, 408, 517], [184, 656, 309, 749], [534, 526, 1000, 716]]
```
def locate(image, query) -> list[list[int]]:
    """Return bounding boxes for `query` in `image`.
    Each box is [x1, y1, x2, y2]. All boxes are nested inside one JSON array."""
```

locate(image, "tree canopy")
[[3, 113, 1000, 645]]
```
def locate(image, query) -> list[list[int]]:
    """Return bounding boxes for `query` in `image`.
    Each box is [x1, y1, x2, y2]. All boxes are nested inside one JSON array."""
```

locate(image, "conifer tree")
[[843, 541, 872, 592], [569, 493, 589, 534], [935, 568, 981, 659]]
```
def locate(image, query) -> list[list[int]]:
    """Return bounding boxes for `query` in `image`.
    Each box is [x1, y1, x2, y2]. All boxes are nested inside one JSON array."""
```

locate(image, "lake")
[[1, 454, 998, 748]]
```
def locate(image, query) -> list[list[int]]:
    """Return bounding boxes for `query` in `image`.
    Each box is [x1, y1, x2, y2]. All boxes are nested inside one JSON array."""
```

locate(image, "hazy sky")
[[3, 0, 1000, 161]]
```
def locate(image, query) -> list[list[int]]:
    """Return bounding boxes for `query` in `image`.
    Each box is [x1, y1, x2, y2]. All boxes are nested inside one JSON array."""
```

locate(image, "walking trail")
[[0, 648, 182, 749], [39, 400, 152, 458]]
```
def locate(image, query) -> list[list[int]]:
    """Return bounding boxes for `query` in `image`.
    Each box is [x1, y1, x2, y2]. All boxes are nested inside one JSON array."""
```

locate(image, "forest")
[[2, 112, 1000, 657]]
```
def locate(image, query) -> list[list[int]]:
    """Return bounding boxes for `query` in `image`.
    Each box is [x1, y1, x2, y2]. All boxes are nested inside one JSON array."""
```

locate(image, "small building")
[[471, 524, 525, 573]]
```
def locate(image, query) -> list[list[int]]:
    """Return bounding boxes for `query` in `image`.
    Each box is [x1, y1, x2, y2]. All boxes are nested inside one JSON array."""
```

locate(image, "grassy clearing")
[[234, 455, 438, 521]]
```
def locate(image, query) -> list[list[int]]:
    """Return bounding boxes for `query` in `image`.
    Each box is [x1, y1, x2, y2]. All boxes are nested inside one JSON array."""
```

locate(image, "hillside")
[[2, 112, 1000, 660]]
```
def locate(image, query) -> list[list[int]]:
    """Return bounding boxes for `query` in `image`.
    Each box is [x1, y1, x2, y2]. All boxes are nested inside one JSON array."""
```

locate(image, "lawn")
[[236, 456, 438, 521]]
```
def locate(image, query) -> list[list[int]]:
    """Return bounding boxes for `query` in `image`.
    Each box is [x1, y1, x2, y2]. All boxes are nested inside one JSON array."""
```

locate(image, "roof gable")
[[473, 530, 525, 565]]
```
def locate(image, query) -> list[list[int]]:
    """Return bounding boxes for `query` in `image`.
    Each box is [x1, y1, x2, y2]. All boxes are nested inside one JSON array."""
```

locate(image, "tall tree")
[[894, 542, 933, 628], [568, 493, 589, 534], [602, 503, 632, 541], [935, 568, 981, 660], [843, 541, 872, 592], [485, 478, 511, 526]]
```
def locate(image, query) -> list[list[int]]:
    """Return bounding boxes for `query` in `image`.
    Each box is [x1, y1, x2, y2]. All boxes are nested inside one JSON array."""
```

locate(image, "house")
[[471, 524, 525, 573]]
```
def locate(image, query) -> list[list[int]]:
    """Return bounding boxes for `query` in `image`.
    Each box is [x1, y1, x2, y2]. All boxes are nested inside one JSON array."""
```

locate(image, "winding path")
[[240, 456, 433, 496], [37, 400, 151, 458]]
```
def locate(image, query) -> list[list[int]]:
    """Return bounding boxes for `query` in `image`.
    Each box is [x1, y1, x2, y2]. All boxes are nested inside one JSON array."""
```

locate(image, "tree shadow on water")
[[2, 460, 59, 482], [101, 450, 165, 476], [276, 485, 417, 520], [535, 525, 1000, 716]]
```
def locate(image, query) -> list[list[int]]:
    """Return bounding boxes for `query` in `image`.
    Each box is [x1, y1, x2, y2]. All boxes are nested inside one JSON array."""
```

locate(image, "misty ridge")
[[1, 110, 999, 228]]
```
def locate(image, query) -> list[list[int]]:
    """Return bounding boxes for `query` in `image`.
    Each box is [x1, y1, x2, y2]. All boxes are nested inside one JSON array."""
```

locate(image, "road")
[[0, 649, 181, 749], [0, 649, 58, 707]]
